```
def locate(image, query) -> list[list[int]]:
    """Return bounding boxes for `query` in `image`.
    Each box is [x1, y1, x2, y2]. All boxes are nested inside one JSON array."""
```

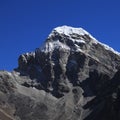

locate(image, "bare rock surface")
[[0, 26, 120, 120]]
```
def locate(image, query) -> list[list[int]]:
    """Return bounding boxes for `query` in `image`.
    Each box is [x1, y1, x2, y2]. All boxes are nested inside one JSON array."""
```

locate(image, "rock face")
[[0, 26, 120, 120]]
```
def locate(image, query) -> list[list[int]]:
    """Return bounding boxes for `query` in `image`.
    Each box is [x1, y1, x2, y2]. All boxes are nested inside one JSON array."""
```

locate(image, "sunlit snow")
[[42, 26, 120, 56]]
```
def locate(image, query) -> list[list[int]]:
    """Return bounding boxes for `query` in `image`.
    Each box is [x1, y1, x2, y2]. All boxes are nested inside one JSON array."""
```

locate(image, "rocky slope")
[[0, 26, 120, 120]]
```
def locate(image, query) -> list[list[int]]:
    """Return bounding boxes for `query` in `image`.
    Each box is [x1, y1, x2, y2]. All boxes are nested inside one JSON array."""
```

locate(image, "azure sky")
[[0, 0, 120, 70]]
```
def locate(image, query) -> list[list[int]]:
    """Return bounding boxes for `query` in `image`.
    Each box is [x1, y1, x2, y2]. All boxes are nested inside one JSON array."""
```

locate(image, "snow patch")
[[97, 42, 120, 55], [71, 38, 86, 44], [7, 72, 12, 76], [90, 37, 120, 55], [26, 52, 35, 57], [76, 48, 83, 52], [40, 40, 70, 53]]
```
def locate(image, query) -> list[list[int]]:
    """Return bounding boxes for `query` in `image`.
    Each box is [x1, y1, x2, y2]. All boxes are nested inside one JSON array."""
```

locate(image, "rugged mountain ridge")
[[0, 26, 120, 120]]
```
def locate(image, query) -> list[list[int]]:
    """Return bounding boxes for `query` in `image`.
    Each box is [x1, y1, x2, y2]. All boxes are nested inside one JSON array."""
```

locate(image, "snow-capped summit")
[[49, 26, 97, 42], [51, 25, 89, 36], [46, 26, 120, 56]]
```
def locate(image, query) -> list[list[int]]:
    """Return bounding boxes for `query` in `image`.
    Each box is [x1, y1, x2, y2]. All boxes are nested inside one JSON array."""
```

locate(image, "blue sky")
[[0, 0, 120, 71]]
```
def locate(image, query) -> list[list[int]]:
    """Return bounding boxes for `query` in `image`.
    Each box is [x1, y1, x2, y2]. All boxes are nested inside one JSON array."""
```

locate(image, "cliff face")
[[0, 26, 120, 120]]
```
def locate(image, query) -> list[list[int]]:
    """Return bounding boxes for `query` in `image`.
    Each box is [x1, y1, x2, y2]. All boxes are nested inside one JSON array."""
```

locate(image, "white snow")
[[45, 25, 120, 56], [74, 44, 80, 48], [71, 38, 86, 44], [26, 52, 35, 57], [89, 36, 120, 55], [75, 39, 85, 44], [7, 72, 12, 76], [40, 40, 70, 53], [49, 25, 99, 44], [50, 25, 89, 37], [97, 42, 120, 55]]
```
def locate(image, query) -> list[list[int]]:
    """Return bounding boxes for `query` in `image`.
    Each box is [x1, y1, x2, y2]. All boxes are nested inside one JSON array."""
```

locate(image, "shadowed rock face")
[[0, 26, 120, 120]]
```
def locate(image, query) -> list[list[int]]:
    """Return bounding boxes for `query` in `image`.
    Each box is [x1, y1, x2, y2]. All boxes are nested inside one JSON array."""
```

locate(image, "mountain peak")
[[49, 25, 97, 42], [51, 25, 89, 36], [45, 26, 120, 56], [1, 25, 120, 120]]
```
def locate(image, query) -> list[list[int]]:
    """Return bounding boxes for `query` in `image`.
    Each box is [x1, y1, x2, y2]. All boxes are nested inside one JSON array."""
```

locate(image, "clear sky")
[[0, 0, 120, 71]]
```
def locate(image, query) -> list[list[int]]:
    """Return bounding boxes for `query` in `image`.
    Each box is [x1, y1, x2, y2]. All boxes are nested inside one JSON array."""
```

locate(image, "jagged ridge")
[[18, 26, 120, 95]]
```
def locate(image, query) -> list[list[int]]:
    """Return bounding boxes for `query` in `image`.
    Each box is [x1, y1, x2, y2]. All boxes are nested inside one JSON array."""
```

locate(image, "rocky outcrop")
[[17, 26, 120, 97], [0, 26, 120, 120]]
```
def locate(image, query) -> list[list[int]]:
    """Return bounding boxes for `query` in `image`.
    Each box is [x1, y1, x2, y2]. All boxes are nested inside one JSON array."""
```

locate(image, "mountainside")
[[0, 26, 120, 120]]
